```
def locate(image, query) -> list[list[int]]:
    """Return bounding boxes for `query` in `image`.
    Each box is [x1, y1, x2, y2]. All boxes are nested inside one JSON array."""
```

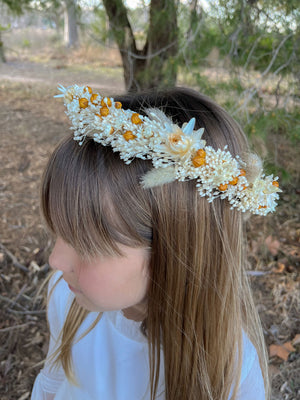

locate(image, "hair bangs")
[[41, 136, 152, 258]]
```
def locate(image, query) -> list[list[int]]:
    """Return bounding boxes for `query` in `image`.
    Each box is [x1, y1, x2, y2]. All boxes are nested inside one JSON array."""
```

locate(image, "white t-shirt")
[[31, 272, 265, 400]]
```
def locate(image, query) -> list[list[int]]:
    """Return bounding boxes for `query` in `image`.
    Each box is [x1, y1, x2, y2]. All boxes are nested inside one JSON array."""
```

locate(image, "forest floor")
[[0, 48, 299, 399]]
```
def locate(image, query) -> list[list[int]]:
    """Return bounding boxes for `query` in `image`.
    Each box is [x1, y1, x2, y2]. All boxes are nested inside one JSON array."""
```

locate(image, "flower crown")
[[55, 84, 281, 215]]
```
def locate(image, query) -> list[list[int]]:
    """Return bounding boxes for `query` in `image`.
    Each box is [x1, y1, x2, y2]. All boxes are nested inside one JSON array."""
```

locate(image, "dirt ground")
[[0, 60, 299, 400]]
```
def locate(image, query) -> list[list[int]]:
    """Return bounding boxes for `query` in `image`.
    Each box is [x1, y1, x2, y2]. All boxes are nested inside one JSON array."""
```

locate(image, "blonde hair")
[[41, 88, 269, 399]]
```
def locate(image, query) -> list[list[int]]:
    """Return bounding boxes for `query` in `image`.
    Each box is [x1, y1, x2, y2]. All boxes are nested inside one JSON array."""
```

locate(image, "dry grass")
[[3, 27, 122, 68]]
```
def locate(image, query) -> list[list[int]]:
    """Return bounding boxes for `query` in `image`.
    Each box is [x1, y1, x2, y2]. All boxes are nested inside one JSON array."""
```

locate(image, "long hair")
[[41, 88, 269, 399]]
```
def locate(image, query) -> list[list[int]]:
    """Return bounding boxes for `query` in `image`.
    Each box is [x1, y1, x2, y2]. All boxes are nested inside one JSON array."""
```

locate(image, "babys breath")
[[55, 84, 281, 216]]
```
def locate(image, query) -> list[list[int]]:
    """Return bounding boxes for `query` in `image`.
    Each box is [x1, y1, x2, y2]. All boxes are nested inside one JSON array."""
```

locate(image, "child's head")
[[43, 87, 249, 316], [43, 87, 249, 251], [42, 87, 271, 399]]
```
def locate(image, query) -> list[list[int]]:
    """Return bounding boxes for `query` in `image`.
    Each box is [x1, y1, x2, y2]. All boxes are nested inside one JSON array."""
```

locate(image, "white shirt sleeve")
[[235, 333, 266, 400], [31, 272, 69, 400]]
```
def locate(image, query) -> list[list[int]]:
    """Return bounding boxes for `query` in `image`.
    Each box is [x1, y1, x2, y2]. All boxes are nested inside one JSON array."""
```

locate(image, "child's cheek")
[[78, 269, 108, 296]]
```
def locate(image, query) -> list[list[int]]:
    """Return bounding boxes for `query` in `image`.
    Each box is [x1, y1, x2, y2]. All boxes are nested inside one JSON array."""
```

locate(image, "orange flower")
[[91, 94, 98, 104], [239, 169, 246, 177], [123, 131, 136, 141], [229, 176, 238, 185], [192, 156, 206, 167], [196, 149, 206, 158], [101, 98, 112, 107], [84, 86, 92, 94], [272, 181, 279, 188], [115, 101, 122, 109], [192, 149, 206, 167], [218, 184, 228, 191], [131, 113, 143, 125], [79, 98, 89, 109], [100, 106, 109, 117]]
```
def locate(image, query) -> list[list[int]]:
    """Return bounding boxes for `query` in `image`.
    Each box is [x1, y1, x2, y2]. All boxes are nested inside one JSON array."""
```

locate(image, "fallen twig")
[[10, 283, 28, 308], [0, 242, 29, 272], [0, 293, 28, 310], [7, 308, 46, 315], [0, 322, 34, 333]]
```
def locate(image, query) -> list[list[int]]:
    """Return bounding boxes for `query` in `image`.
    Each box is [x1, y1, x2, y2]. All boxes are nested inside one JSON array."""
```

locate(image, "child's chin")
[[74, 295, 95, 311]]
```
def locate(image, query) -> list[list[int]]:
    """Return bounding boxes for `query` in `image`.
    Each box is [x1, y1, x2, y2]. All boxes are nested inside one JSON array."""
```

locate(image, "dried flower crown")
[[55, 84, 281, 215]]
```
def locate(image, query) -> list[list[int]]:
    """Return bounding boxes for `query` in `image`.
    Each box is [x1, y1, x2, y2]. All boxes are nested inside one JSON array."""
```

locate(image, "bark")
[[102, 0, 178, 92], [64, 0, 79, 48], [0, 31, 6, 63]]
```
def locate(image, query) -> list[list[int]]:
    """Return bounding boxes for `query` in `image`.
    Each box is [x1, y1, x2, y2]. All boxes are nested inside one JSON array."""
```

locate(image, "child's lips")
[[67, 283, 81, 293]]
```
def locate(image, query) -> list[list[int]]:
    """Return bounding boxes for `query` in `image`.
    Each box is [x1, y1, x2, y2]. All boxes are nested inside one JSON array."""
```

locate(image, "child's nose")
[[49, 238, 75, 273]]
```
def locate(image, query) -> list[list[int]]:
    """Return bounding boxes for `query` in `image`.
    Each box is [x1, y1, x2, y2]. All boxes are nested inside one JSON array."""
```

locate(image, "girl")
[[31, 85, 280, 400]]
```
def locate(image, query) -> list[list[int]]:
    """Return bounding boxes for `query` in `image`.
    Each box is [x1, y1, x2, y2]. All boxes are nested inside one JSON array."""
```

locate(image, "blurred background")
[[0, 1, 299, 399]]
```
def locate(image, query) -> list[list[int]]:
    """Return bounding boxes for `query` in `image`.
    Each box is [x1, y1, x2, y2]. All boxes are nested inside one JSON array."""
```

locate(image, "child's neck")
[[122, 303, 147, 322]]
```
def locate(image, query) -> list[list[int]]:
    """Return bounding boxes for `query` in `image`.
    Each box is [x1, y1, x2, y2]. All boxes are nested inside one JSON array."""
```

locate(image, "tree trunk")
[[0, 31, 6, 63], [102, 0, 178, 92], [144, 0, 178, 89], [64, 0, 78, 48]]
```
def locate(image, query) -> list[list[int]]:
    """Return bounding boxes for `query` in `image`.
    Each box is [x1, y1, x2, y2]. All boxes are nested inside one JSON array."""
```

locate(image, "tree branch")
[[126, 39, 177, 60], [243, 34, 264, 69], [229, 25, 242, 57], [261, 33, 293, 77], [0, 242, 28, 272], [273, 49, 295, 76], [102, 0, 137, 55], [232, 31, 295, 119], [0, 322, 34, 333]]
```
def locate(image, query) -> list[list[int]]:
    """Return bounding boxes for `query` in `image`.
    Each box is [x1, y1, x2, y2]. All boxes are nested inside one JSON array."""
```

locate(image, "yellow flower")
[[219, 184, 228, 191], [101, 98, 112, 107], [229, 176, 238, 185], [123, 131, 136, 141], [84, 86, 92, 94], [192, 149, 206, 167], [79, 98, 89, 109], [100, 106, 109, 117], [131, 113, 143, 125], [91, 94, 99, 104]]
